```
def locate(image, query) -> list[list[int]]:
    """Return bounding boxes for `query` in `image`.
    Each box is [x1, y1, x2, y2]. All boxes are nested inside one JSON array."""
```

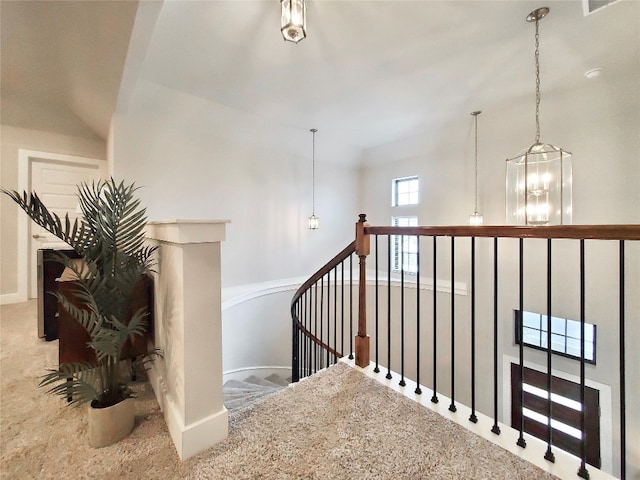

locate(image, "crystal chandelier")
[[281, 0, 306, 44], [308, 129, 319, 230], [506, 7, 573, 226], [469, 111, 483, 226]]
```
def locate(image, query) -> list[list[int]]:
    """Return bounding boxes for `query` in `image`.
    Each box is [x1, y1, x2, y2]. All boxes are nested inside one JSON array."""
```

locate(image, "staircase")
[[223, 373, 290, 412]]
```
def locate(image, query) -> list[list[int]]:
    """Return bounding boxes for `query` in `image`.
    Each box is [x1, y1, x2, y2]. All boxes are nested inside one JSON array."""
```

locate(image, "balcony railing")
[[291, 215, 639, 479]]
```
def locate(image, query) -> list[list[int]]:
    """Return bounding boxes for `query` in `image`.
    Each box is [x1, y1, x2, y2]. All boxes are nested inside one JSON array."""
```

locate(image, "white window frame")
[[392, 176, 419, 207], [391, 216, 418, 273]]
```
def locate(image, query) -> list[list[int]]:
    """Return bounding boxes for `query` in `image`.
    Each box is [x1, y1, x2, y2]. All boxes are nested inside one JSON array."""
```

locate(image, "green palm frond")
[[40, 363, 102, 407], [3, 177, 159, 407]]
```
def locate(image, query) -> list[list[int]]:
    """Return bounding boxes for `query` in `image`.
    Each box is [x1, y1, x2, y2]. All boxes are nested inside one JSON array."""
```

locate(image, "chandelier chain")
[[311, 129, 316, 215], [534, 18, 541, 144], [474, 114, 479, 212]]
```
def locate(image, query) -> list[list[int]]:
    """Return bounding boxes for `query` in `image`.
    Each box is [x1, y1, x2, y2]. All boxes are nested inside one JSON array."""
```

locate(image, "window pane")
[[523, 311, 541, 329], [551, 333, 566, 352], [551, 316, 566, 335], [566, 319, 582, 340], [523, 327, 541, 346], [566, 337, 581, 357], [585, 324, 595, 343]]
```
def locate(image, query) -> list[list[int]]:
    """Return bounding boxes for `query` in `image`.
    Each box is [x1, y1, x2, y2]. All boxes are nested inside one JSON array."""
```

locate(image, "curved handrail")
[[366, 224, 640, 240], [291, 241, 356, 361]]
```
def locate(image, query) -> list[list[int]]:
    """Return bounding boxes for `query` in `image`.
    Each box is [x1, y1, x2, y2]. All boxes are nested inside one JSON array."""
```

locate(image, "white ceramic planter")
[[88, 397, 135, 447]]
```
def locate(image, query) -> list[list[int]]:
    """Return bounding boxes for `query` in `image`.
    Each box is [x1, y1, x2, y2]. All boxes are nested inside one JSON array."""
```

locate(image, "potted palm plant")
[[2, 178, 158, 447]]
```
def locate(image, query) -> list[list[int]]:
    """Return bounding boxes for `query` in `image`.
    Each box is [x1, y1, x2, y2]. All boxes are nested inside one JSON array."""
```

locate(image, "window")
[[515, 310, 596, 364], [392, 176, 419, 206], [391, 216, 418, 273]]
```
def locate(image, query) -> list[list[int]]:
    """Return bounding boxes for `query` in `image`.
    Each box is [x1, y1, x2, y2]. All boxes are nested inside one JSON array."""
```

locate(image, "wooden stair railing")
[[291, 240, 356, 382], [293, 214, 639, 479]]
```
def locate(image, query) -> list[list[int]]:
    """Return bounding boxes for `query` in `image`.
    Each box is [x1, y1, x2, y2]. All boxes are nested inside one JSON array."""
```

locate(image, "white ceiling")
[[1, 0, 138, 140], [2, 0, 638, 154]]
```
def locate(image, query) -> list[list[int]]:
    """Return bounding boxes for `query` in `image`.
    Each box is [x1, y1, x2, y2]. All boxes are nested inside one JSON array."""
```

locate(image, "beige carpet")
[[1, 301, 557, 479]]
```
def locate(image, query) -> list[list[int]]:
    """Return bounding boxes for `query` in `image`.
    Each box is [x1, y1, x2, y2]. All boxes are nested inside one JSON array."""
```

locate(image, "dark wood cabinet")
[[56, 275, 153, 364], [37, 249, 80, 341]]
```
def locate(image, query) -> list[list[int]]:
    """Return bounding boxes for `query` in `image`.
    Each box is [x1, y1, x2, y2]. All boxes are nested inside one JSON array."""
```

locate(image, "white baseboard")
[[0, 292, 27, 305], [163, 395, 228, 461]]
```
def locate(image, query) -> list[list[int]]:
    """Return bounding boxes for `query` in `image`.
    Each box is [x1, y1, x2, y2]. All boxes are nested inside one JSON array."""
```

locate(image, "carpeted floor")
[[1, 300, 558, 479]]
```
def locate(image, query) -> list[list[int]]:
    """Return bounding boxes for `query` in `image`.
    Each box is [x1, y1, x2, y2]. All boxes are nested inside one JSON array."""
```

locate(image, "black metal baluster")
[[341, 259, 345, 359], [517, 238, 526, 448], [374, 235, 380, 373], [313, 282, 322, 372], [431, 236, 438, 404], [302, 292, 307, 379], [491, 237, 501, 435], [415, 237, 422, 395], [400, 235, 406, 387], [387, 234, 392, 380], [469, 237, 477, 423], [292, 299, 299, 382], [449, 236, 456, 413], [578, 240, 589, 479], [334, 267, 338, 363], [545, 239, 555, 462], [307, 289, 312, 377], [619, 240, 626, 480], [326, 272, 331, 367], [349, 254, 354, 360], [319, 279, 324, 371]]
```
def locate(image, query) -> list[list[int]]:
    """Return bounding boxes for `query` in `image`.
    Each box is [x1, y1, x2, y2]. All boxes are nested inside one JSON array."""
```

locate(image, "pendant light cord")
[[534, 18, 541, 145], [311, 128, 317, 215], [472, 111, 481, 213]]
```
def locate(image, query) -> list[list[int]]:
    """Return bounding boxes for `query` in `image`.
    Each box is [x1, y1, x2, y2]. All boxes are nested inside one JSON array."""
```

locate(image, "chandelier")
[[281, 0, 306, 44], [505, 7, 573, 226]]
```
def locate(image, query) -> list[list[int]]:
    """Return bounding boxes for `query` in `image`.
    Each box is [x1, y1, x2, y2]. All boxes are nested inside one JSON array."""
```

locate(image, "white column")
[[146, 219, 229, 460]]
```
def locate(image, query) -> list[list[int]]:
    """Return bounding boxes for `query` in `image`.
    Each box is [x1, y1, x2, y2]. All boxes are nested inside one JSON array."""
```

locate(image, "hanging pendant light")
[[469, 111, 483, 226], [308, 128, 319, 230], [506, 7, 573, 226], [281, 0, 306, 44]]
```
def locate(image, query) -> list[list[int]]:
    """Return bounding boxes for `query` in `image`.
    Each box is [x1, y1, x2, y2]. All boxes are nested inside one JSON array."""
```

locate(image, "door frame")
[[8, 149, 106, 304]]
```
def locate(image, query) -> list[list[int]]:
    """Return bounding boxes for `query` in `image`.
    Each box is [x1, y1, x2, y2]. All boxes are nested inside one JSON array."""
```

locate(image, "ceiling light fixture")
[[506, 7, 573, 226], [281, 0, 306, 44], [308, 128, 319, 230], [469, 111, 483, 226]]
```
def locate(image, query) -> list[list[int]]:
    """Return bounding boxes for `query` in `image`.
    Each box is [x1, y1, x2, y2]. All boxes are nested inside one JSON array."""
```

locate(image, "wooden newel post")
[[355, 213, 370, 368]]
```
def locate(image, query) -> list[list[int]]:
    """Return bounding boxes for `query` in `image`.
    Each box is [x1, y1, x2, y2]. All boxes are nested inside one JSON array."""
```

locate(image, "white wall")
[[359, 72, 640, 477], [0, 125, 105, 299], [110, 79, 360, 389], [112, 80, 360, 288]]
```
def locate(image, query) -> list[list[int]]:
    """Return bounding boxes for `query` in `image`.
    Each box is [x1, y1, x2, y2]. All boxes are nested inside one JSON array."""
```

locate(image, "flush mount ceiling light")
[[308, 128, 319, 230], [469, 111, 483, 226], [281, 0, 306, 44], [506, 7, 573, 226]]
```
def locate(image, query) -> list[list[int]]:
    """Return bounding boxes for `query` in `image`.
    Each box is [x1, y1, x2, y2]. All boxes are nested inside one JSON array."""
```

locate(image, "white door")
[[28, 158, 104, 298]]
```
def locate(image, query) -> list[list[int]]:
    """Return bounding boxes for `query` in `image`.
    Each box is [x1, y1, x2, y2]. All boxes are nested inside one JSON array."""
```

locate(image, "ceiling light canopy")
[[281, 0, 306, 44], [506, 7, 573, 226]]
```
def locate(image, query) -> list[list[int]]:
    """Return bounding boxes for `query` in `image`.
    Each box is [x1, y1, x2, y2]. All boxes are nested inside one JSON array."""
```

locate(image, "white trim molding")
[[6, 149, 106, 305]]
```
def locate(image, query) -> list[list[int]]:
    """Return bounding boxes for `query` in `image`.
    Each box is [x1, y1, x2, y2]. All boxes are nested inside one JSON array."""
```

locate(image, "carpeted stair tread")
[[223, 374, 289, 412], [242, 375, 284, 389], [223, 379, 281, 392], [264, 373, 289, 386]]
